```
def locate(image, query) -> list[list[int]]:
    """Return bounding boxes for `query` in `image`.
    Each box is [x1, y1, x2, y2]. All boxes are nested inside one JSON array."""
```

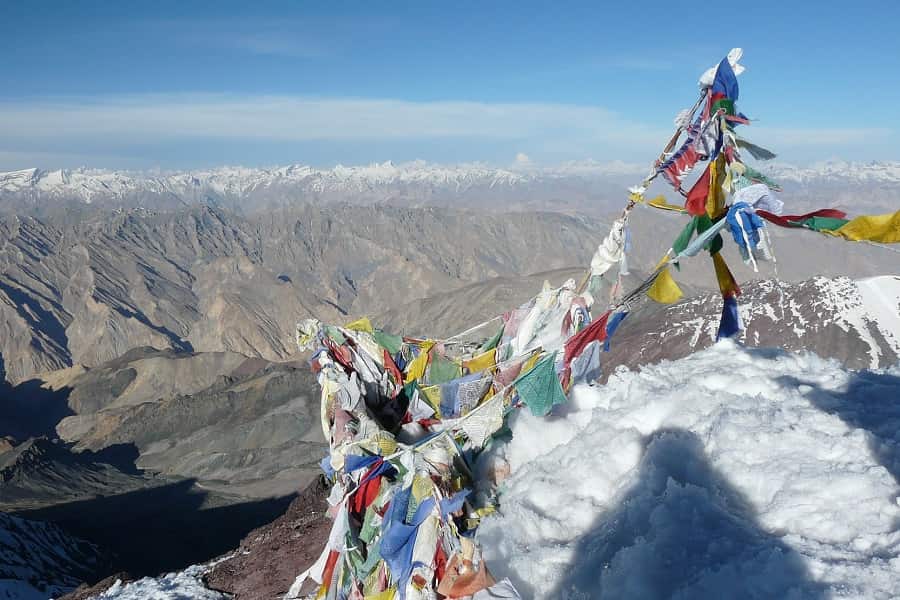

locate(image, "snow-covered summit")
[[479, 341, 900, 598]]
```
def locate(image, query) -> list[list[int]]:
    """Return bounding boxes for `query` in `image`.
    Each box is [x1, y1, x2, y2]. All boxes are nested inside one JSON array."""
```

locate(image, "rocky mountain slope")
[[1, 348, 322, 587], [604, 275, 900, 374], [0, 205, 604, 384], [2, 349, 324, 503], [0, 512, 109, 600]]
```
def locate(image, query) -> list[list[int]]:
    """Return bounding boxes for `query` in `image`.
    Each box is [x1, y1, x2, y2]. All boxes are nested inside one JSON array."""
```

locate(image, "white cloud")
[[0, 94, 892, 169], [0, 94, 667, 147]]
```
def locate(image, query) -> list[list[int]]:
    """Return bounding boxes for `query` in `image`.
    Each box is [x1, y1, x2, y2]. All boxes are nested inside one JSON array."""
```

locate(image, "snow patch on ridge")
[[646, 276, 900, 370], [857, 276, 900, 356], [91, 565, 227, 600]]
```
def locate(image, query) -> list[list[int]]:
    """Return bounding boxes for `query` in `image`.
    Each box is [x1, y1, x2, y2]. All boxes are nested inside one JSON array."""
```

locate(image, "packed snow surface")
[[478, 341, 900, 599], [89, 566, 226, 600]]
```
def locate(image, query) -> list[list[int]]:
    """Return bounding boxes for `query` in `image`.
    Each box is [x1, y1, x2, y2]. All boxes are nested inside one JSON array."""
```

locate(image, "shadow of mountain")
[[0, 279, 70, 356], [85, 443, 142, 476], [0, 376, 74, 442], [13, 478, 297, 578], [778, 371, 900, 485], [548, 428, 826, 599]]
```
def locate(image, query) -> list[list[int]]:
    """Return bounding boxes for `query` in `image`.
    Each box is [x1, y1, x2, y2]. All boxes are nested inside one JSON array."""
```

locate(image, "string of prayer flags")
[[758, 208, 900, 243]]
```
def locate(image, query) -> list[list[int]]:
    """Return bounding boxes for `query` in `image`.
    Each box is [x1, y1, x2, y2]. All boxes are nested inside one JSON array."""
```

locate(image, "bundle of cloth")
[[289, 277, 612, 600]]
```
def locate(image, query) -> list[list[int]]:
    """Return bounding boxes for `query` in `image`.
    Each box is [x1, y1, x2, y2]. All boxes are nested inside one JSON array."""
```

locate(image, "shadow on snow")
[[547, 428, 827, 599]]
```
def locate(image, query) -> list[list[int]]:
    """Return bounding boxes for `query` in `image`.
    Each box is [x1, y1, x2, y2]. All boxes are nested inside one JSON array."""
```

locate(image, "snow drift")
[[478, 341, 900, 599], [88, 565, 226, 600]]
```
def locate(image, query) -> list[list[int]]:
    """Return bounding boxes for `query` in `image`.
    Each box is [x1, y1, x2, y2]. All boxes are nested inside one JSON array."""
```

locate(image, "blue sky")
[[1, 1, 898, 170]]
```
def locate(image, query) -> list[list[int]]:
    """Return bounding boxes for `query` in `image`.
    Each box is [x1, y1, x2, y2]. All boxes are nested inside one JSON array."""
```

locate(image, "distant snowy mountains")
[[767, 160, 900, 184], [2, 160, 898, 214], [0, 161, 641, 211]]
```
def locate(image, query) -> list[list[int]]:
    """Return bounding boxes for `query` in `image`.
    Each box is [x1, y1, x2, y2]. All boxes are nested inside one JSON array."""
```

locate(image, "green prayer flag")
[[373, 329, 403, 355], [324, 325, 346, 345], [696, 215, 724, 255], [513, 352, 567, 417], [478, 323, 504, 352], [798, 216, 851, 232], [711, 97, 736, 116], [744, 165, 782, 191], [428, 353, 461, 385], [672, 218, 697, 256]]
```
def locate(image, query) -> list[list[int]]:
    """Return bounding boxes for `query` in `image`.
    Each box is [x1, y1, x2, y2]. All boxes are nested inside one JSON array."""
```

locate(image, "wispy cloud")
[[0, 94, 668, 146], [0, 94, 892, 169], [226, 33, 326, 58]]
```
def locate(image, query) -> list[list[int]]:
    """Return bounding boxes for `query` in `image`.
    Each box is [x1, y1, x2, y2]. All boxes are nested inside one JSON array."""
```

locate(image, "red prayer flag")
[[564, 310, 611, 367], [757, 208, 848, 228], [383, 349, 404, 397], [685, 165, 711, 216], [350, 468, 383, 516]]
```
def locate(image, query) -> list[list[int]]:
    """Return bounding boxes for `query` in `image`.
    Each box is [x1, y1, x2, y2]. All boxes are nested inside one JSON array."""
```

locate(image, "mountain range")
[[0, 165, 897, 598], [2, 160, 899, 214]]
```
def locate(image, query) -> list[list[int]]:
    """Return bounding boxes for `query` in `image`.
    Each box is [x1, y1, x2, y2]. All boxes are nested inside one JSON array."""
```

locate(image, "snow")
[[478, 341, 900, 599], [0, 513, 102, 600], [858, 276, 900, 356], [764, 161, 900, 185], [89, 565, 227, 600], [6, 160, 900, 204], [651, 276, 900, 369]]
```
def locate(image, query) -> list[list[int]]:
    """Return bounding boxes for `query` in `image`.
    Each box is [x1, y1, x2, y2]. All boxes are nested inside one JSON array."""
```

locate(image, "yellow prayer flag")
[[345, 316, 375, 334], [646, 194, 688, 213], [647, 267, 683, 304], [404, 341, 434, 384], [652, 252, 671, 271], [420, 385, 442, 417], [824, 211, 900, 244], [463, 348, 496, 374], [518, 351, 543, 377], [712, 252, 740, 297], [365, 590, 397, 600], [706, 154, 727, 219]]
